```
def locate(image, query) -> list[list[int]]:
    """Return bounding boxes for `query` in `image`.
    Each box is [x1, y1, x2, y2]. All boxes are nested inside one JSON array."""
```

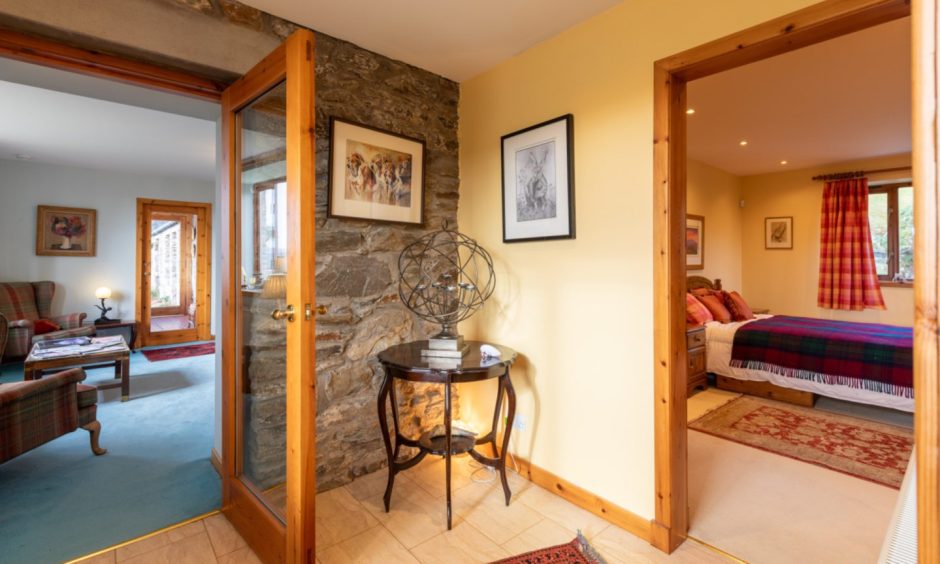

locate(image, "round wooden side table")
[[377, 340, 517, 530]]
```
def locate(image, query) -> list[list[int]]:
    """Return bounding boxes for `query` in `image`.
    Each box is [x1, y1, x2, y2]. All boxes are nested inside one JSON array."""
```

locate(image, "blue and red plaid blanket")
[[730, 316, 913, 398]]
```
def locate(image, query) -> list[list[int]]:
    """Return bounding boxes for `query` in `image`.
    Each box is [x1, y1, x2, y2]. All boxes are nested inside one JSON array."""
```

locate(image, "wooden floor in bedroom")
[[687, 386, 906, 564]]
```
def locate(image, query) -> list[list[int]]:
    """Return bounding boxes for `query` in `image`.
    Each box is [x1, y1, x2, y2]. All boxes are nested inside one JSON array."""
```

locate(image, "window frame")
[[869, 182, 913, 285], [251, 177, 286, 278]]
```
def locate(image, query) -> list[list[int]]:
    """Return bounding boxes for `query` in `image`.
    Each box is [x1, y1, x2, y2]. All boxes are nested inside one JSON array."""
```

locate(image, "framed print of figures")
[[501, 114, 575, 243], [765, 216, 793, 249], [686, 214, 704, 270], [36, 205, 97, 257], [328, 118, 426, 225]]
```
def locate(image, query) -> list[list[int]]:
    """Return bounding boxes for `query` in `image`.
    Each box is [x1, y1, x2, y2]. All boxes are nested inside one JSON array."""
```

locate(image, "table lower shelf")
[[418, 432, 477, 456]]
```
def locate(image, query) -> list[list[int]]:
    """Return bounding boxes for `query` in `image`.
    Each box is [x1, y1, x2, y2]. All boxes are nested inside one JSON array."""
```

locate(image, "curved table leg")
[[489, 378, 505, 458], [377, 368, 395, 512], [499, 368, 516, 506]]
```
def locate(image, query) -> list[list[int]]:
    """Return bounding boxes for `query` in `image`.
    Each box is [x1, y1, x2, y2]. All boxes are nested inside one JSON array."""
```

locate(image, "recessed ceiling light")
[[14, 153, 32, 160], [780, 160, 788, 165], [686, 108, 695, 115], [739, 140, 749, 147]]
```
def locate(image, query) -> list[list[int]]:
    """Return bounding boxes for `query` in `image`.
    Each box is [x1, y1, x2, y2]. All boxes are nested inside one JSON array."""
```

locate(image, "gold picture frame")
[[36, 205, 97, 257]]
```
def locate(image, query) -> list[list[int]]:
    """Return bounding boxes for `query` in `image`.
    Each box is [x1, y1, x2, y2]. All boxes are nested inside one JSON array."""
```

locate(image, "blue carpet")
[[0, 349, 220, 564]]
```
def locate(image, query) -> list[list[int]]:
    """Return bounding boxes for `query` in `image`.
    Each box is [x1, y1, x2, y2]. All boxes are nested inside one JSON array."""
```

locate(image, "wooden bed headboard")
[[686, 275, 722, 291]]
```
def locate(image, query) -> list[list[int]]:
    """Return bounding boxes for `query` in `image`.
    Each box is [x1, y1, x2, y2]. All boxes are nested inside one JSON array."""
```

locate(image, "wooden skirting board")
[[512, 455, 652, 542], [715, 375, 816, 407]]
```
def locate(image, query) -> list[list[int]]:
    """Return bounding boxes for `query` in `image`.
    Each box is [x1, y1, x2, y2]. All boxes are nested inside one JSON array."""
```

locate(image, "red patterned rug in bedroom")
[[689, 396, 913, 488], [142, 342, 216, 362]]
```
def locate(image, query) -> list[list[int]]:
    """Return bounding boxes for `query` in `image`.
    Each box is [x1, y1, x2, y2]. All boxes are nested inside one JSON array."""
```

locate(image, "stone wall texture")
[[313, 33, 461, 491]]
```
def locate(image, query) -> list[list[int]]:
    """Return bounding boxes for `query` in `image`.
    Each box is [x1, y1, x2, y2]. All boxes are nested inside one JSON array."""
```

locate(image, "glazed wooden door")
[[220, 30, 317, 564], [136, 199, 212, 347]]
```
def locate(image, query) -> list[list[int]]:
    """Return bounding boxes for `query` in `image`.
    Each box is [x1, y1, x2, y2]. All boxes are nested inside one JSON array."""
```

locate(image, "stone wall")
[[313, 33, 461, 491]]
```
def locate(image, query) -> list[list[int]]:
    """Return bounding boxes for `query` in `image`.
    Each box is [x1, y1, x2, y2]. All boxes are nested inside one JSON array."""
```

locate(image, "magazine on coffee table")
[[30, 335, 127, 359]]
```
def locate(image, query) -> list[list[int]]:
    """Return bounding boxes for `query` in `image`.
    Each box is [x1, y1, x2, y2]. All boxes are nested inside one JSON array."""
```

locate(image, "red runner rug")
[[491, 534, 605, 564], [689, 396, 913, 488], [142, 342, 215, 362]]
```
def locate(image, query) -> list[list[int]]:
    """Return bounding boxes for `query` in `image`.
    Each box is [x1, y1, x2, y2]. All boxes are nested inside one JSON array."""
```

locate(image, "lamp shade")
[[261, 273, 287, 299], [95, 286, 112, 299], [273, 255, 287, 273]]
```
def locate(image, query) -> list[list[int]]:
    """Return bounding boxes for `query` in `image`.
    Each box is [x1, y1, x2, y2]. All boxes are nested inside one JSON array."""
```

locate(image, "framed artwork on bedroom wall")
[[686, 214, 704, 270], [36, 205, 97, 257], [765, 216, 793, 249], [501, 114, 575, 243], [327, 117, 426, 225]]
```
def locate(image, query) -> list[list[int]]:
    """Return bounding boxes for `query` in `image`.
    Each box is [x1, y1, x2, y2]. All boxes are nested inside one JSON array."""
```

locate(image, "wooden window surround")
[[870, 182, 914, 285]]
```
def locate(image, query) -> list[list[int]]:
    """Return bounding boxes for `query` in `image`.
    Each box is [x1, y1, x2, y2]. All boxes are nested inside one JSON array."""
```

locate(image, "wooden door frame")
[[135, 199, 213, 347], [220, 29, 317, 564], [650, 0, 933, 556]]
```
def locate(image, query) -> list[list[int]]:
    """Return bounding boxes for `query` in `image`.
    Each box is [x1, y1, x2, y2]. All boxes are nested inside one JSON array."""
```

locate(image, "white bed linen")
[[705, 315, 914, 412]]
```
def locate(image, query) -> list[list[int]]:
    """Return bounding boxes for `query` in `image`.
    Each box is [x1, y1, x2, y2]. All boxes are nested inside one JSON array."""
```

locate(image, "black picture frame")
[[500, 114, 575, 243], [327, 117, 427, 226]]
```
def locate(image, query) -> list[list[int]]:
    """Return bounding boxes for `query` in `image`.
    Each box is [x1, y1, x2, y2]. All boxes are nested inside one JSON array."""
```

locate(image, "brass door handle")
[[271, 305, 295, 322]]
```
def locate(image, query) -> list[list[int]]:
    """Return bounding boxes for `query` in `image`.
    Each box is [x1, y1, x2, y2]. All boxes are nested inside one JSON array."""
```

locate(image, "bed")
[[688, 276, 914, 412]]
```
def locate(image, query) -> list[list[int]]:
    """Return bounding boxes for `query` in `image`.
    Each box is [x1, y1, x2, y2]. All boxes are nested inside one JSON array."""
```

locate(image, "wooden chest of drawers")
[[686, 325, 707, 396]]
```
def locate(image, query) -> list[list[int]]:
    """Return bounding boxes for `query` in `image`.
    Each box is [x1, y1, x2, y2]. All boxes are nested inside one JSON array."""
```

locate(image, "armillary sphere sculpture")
[[398, 221, 495, 358]]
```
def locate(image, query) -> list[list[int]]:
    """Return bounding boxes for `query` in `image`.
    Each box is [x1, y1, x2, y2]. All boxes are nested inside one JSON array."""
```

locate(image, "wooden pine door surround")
[[651, 0, 940, 559], [220, 29, 317, 564], [135, 199, 213, 347]]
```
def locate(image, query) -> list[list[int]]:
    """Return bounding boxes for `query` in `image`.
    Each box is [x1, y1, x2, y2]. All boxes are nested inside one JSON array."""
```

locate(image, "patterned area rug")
[[689, 396, 913, 488], [491, 533, 606, 564], [142, 342, 215, 362]]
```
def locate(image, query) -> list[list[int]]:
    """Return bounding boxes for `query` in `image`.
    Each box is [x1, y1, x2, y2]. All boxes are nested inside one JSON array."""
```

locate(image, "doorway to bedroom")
[[652, 1, 930, 562]]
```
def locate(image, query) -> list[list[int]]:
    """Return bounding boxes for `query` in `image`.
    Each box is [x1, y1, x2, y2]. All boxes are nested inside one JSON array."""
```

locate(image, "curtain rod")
[[811, 166, 911, 181]]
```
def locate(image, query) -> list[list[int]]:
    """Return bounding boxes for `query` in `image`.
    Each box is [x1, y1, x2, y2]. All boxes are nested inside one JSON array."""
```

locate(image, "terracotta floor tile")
[[358, 478, 452, 549], [216, 546, 263, 564], [73, 550, 116, 564], [204, 513, 248, 557], [516, 484, 610, 539], [501, 518, 577, 557], [410, 522, 509, 564], [166, 520, 207, 543], [452, 480, 543, 545], [315, 486, 379, 549], [317, 526, 419, 564], [115, 531, 170, 562], [121, 532, 217, 564], [591, 526, 729, 563]]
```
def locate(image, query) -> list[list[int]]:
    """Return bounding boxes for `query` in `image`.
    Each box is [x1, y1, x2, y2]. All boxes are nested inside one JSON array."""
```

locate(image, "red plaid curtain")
[[817, 177, 885, 310]]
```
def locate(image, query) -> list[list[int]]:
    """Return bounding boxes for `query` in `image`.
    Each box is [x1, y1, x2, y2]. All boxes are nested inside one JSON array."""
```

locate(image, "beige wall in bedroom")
[[740, 153, 913, 326], [687, 159, 744, 291], [457, 0, 818, 521]]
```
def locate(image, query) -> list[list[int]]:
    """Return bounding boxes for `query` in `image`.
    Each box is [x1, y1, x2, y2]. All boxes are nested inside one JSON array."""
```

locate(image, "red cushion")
[[686, 293, 714, 325], [722, 291, 755, 321], [698, 294, 732, 323], [33, 319, 61, 335]]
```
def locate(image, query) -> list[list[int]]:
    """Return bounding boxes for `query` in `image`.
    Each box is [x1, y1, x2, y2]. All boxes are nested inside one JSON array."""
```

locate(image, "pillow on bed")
[[690, 287, 716, 298], [722, 291, 755, 321], [686, 293, 713, 325], [697, 293, 732, 323]]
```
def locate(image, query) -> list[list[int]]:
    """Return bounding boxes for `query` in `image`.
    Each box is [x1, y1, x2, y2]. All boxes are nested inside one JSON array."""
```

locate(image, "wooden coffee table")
[[24, 341, 132, 401]]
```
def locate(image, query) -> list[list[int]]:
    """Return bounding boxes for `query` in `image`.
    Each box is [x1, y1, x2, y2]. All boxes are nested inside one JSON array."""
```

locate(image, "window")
[[869, 183, 913, 283], [252, 179, 287, 277]]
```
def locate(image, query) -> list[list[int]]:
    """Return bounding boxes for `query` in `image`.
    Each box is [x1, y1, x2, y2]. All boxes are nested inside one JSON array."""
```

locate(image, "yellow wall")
[[457, 0, 818, 520], [740, 153, 913, 326], [687, 159, 744, 291]]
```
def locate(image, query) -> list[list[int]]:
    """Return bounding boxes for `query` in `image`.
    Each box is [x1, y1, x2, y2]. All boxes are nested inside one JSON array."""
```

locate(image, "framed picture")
[[765, 216, 793, 249], [686, 214, 704, 270], [36, 205, 97, 257], [328, 117, 426, 225], [501, 114, 575, 243]]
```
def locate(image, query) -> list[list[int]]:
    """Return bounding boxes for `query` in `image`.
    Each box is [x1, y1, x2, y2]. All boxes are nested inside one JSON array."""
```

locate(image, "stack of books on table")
[[31, 335, 126, 359]]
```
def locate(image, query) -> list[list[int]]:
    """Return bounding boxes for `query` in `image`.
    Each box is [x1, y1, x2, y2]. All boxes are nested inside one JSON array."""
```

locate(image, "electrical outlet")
[[512, 413, 527, 431]]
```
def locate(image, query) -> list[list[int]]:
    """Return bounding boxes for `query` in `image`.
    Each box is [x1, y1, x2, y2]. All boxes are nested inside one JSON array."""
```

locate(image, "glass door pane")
[[237, 81, 288, 522], [150, 213, 197, 333]]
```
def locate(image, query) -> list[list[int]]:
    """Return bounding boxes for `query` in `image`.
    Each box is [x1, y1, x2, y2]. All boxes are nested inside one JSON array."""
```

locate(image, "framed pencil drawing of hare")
[[328, 118, 426, 225], [501, 114, 575, 243]]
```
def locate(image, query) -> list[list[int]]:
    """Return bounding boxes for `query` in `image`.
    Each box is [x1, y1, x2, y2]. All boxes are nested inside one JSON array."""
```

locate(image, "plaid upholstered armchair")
[[0, 281, 94, 363], [0, 368, 106, 464]]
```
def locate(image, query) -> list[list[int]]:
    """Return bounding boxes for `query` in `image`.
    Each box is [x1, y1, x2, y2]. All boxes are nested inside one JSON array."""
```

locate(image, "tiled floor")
[[77, 456, 733, 563]]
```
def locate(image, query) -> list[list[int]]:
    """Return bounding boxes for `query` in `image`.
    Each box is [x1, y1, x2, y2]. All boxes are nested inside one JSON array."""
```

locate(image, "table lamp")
[[94, 286, 114, 325], [261, 273, 287, 299]]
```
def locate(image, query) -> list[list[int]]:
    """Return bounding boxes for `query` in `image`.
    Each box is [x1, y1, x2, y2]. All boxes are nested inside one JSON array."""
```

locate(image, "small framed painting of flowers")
[[36, 205, 97, 257]]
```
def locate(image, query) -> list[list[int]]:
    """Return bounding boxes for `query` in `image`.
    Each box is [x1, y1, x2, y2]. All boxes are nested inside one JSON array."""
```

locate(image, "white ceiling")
[[687, 17, 911, 177], [241, 0, 622, 81], [0, 66, 217, 182]]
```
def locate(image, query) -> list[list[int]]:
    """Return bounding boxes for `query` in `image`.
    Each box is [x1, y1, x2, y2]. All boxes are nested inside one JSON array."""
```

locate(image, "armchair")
[[0, 281, 94, 361], [0, 367, 106, 464]]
